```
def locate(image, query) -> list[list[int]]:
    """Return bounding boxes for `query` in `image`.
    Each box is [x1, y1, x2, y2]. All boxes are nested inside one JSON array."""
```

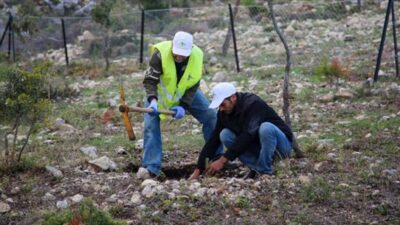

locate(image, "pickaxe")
[[119, 84, 175, 141]]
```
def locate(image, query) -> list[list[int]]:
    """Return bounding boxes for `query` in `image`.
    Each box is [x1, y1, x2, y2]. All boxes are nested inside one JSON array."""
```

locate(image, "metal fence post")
[[229, 4, 240, 73], [140, 9, 145, 64], [11, 17, 15, 62], [7, 13, 12, 59], [391, 0, 399, 77], [373, 0, 393, 82], [0, 16, 10, 49], [61, 18, 69, 66]]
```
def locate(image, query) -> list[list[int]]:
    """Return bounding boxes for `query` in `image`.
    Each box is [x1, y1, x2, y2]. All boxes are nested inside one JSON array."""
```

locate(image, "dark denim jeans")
[[220, 122, 292, 175], [142, 89, 223, 176]]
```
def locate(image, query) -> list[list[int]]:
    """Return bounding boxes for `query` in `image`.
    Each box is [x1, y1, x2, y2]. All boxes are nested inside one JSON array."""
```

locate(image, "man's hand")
[[188, 168, 201, 180], [206, 156, 228, 176], [148, 99, 159, 116], [170, 106, 185, 119]]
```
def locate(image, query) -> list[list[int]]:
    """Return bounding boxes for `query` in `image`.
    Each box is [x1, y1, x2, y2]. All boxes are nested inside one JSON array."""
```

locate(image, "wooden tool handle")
[[119, 105, 176, 116]]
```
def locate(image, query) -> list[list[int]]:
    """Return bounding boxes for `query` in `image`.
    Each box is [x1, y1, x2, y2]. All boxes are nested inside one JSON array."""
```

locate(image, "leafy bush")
[[312, 57, 350, 88], [300, 176, 332, 203], [42, 199, 126, 225], [0, 62, 52, 172]]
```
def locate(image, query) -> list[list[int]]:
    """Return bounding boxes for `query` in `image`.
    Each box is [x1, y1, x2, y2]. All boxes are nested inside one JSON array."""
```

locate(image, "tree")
[[0, 62, 52, 170], [267, 0, 304, 158], [91, 0, 117, 71]]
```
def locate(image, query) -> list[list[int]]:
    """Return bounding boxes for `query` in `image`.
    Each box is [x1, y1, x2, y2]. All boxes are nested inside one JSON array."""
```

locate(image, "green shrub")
[[80, 199, 126, 225], [42, 210, 73, 225], [312, 57, 349, 88], [300, 176, 332, 203], [42, 199, 126, 225], [0, 62, 52, 172]]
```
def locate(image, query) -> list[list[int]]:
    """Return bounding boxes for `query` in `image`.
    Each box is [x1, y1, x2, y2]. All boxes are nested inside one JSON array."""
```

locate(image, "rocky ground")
[[0, 69, 399, 224], [1, 1, 400, 225]]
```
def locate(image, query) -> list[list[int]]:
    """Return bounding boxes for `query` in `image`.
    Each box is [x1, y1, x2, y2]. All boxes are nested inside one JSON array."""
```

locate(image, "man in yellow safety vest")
[[137, 31, 223, 179]]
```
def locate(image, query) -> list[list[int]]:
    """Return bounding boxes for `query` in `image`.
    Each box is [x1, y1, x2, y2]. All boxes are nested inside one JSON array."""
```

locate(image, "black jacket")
[[197, 92, 293, 170]]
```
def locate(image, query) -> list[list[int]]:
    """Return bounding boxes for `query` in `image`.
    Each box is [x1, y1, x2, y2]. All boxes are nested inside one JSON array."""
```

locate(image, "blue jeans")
[[219, 122, 292, 175], [143, 89, 223, 176]]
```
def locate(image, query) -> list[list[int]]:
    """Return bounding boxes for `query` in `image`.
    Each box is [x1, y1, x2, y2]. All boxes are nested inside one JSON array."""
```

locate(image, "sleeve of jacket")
[[223, 102, 264, 160], [179, 81, 200, 108], [196, 119, 223, 171], [143, 50, 163, 102]]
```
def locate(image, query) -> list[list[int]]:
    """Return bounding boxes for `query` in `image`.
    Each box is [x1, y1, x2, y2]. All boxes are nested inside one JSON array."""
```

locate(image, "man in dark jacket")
[[189, 82, 293, 180]]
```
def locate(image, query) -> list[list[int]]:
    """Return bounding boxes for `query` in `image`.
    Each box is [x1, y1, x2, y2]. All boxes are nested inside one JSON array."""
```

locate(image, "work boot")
[[243, 169, 258, 180], [136, 167, 156, 179], [136, 167, 166, 181]]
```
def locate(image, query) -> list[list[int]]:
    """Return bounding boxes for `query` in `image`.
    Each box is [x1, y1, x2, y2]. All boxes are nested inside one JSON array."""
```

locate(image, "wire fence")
[[0, 1, 399, 77]]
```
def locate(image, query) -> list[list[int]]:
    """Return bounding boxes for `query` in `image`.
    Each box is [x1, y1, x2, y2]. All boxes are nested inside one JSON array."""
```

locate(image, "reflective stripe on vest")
[[151, 41, 203, 118]]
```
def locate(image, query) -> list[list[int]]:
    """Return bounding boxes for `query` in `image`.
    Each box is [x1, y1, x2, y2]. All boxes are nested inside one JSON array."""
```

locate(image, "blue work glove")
[[170, 106, 185, 119], [147, 99, 159, 116]]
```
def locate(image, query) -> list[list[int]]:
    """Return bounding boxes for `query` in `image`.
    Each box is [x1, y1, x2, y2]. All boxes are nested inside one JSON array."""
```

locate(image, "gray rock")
[[74, 1, 95, 16], [45, 166, 63, 178], [130, 192, 142, 204], [134, 139, 144, 150], [56, 200, 69, 209], [212, 71, 228, 82], [10, 187, 20, 195], [0, 202, 11, 213], [80, 146, 98, 158], [115, 146, 127, 155], [88, 156, 117, 171], [70, 194, 84, 203], [319, 93, 334, 102], [382, 169, 398, 177], [42, 193, 56, 201], [335, 88, 354, 100]]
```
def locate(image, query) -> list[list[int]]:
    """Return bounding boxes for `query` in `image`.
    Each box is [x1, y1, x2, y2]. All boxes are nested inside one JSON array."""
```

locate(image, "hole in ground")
[[124, 163, 197, 179]]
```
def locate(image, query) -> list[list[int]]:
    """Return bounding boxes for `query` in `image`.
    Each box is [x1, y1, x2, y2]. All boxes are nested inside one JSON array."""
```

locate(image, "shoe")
[[243, 170, 258, 180], [136, 167, 156, 179]]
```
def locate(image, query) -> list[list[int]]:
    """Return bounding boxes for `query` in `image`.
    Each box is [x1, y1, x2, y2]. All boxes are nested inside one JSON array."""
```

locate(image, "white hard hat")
[[209, 82, 237, 109], [172, 31, 193, 57]]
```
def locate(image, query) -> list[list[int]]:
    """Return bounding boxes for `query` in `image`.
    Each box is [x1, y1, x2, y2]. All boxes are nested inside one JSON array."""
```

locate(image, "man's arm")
[[195, 118, 223, 170], [179, 81, 200, 108], [143, 50, 162, 102]]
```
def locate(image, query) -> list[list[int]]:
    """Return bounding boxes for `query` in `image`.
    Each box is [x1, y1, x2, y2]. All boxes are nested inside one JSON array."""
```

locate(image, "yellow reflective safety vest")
[[151, 41, 203, 119]]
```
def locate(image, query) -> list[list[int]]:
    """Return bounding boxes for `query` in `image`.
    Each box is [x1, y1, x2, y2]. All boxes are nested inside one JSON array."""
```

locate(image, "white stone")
[[43, 192, 56, 201], [212, 71, 228, 82], [189, 182, 201, 191], [134, 139, 144, 150], [80, 146, 98, 158], [194, 188, 208, 197], [327, 153, 337, 159], [298, 175, 311, 184], [10, 187, 20, 195], [88, 156, 117, 171], [115, 146, 127, 155], [0, 202, 11, 213], [45, 166, 63, 178], [130, 192, 142, 204], [141, 179, 158, 187], [71, 194, 84, 203], [56, 200, 69, 209], [142, 185, 156, 198]]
